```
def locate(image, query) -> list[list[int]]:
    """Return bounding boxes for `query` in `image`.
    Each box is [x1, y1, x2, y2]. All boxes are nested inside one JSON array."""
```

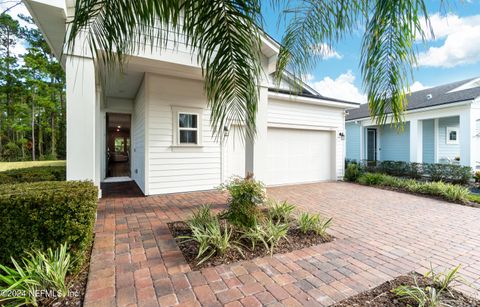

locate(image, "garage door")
[[266, 128, 333, 185]]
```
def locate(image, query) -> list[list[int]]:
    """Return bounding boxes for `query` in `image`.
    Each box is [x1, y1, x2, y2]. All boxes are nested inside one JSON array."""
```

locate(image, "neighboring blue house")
[[345, 78, 480, 170]]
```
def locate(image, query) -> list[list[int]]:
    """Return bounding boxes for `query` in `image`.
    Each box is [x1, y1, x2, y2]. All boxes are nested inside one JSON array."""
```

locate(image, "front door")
[[106, 113, 131, 178], [367, 128, 377, 161]]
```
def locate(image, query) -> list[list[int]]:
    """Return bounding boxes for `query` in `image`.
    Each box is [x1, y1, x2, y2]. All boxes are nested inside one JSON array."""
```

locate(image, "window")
[[172, 107, 203, 146], [446, 127, 459, 145]]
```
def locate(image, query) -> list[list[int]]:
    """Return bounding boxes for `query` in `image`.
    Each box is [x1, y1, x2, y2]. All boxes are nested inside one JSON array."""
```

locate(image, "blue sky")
[[3, 1, 480, 103], [262, 0, 480, 102]]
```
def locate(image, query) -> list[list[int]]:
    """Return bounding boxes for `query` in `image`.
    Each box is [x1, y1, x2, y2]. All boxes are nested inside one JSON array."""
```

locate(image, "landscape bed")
[[168, 220, 333, 270], [333, 273, 479, 307]]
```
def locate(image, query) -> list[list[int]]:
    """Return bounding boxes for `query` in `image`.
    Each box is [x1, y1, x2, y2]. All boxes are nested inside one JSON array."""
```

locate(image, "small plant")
[[297, 212, 332, 237], [392, 265, 463, 307], [344, 163, 362, 182], [263, 219, 289, 256], [268, 200, 295, 222], [188, 204, 215, 229], [0, 243, 74, 307], [239, 223, 268, 251], [219, 175, 266, 228], [181, 218, 243, 265]]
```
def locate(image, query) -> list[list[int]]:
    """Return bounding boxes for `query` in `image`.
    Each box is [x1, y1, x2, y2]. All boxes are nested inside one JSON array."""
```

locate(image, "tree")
[[67, 1, 432, 137], [0, 11, 65, 162]]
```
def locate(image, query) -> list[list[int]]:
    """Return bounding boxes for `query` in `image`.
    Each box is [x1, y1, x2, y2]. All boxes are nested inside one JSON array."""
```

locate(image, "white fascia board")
[[346, 100, 474, 124], [268, 92, 360, 109]]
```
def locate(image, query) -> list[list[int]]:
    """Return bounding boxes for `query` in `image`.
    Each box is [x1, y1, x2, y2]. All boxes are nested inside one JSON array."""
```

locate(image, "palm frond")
[[275, 0, 365, 89], [67, 0, 262, 139], [360, 0, 431, 127]]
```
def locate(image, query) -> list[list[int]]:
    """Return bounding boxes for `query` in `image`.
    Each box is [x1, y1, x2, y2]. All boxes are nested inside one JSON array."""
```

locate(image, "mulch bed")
[[168, 221, 333, 270], [333, 273, 479, 307]]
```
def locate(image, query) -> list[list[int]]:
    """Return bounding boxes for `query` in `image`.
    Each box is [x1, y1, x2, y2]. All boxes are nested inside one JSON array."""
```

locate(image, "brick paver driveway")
[[84, 182, 480, 306]]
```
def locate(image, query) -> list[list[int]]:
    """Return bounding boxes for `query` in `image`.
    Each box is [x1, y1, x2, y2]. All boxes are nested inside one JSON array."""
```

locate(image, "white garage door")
[[266, 128, 333, 185]]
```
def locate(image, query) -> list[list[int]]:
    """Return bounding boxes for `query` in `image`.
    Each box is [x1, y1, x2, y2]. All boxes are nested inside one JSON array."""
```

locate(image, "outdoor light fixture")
[[223, 125, 229, 137], [339, 132, 345, 140]]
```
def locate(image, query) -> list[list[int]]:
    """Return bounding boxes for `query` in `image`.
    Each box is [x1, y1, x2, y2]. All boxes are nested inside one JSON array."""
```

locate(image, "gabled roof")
[[346, 77, 480, 121]]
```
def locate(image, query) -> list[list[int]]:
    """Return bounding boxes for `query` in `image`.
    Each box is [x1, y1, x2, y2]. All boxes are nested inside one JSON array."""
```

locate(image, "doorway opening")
[[106, 113, 131, 179]]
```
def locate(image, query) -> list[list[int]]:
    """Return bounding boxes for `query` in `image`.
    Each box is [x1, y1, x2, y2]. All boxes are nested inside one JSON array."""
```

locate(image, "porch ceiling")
[[103, 57, 203, 99]]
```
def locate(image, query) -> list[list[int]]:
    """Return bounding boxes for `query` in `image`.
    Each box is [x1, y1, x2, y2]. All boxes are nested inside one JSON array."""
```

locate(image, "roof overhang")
[[269, 91, 360, 109], [24, 0, 67, 64], [346, 99, 474, 123]]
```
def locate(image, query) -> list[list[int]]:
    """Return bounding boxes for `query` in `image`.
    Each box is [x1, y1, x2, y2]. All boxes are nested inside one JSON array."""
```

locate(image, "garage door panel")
[[266, 128, 333, 185]]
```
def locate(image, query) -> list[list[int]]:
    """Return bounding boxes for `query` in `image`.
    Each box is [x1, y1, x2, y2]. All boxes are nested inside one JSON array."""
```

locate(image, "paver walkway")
[[84, 182, 480, 306]]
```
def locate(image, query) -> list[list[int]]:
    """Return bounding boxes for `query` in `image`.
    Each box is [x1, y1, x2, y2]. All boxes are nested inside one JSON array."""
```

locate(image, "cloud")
[[308, 71, 367, 103], [311, 43, 343, 60], [417, 13, 480, 68], [409, 81, 429, 92]]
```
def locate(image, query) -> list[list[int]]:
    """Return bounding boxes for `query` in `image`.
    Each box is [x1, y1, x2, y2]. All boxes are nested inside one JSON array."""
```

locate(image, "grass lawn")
[[0, 160, 66, 172]]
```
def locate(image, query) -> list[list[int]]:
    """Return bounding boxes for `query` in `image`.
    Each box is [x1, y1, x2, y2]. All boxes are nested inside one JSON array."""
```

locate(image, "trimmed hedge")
[[0, 181, 97, 272], [0, 166, 66, 184], [347, 160, 472, 185]]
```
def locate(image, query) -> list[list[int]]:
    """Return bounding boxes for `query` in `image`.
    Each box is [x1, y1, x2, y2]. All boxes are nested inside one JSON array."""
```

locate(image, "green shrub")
[[263, 218, 289, 256], [297, 212, 332, 237], [0, 243, 74, 307], [181, 218, 243, 265], [220, 175, 266, 228], [474, 171, 480, 183], [0, 181, 97, 272], [356, 172, 470, 203], [188, 204, 215, 229], [0, 166, 66, 184], [357, 172, 389, 186], [344, 163, 362, 182], [239, 224, 268, 251], [424, 163, 472, 184], [268, 200, 295, 222]]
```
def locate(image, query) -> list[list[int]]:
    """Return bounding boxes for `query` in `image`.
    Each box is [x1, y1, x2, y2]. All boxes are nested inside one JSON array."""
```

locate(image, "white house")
[[346, 78, 480, 170], [26, 0, 359, 196]]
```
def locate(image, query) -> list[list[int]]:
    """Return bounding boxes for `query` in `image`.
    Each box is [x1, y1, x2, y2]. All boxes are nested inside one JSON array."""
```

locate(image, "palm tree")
[[68, 0, 433, 138]]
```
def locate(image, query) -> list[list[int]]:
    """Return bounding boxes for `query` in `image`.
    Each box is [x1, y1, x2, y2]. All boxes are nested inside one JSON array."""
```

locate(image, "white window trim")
[[172, 106, 203, 146], [446, 126, 459, 145]]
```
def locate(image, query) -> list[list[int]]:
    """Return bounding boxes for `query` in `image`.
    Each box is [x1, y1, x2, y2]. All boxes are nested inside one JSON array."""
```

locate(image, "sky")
[[3, 0, 480, 103], [262, 0, 480, 103]]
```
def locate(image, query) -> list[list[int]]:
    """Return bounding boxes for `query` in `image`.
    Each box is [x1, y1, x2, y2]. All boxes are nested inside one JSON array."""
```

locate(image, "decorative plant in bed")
[[334, 265, 479, 307], [168, 175, 333, 270]]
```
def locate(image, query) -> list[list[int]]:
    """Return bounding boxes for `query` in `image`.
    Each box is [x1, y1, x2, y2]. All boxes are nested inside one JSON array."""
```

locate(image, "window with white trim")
[[172, 107, 203, 146], [446, 127, 459, 145]]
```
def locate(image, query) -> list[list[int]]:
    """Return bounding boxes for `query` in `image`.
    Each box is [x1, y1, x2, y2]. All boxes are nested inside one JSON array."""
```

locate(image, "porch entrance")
[[367, 128, 377, 161], [106, 113, 131, 179]]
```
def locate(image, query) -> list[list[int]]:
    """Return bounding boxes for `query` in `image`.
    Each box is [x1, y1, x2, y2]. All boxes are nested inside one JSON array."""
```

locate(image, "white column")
[[459, 108, 476, 169], [409, 119, 423, 162], [434, 118, 439, 163], [245, 86, 268, 182], [65, 55, 99, 185]]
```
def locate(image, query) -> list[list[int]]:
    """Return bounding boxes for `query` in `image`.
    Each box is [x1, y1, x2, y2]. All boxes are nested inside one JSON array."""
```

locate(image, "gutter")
[[346, 99, 474, 123]]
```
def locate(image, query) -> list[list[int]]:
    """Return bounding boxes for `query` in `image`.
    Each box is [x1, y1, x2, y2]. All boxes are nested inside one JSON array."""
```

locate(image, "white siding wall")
[[131, 79, 146, 193], [147, 74, 222, 194], [267, 98, 346, 179]]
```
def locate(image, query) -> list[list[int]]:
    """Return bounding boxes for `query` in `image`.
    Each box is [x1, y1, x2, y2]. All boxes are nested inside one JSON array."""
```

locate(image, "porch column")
[[65, 55, 100, 186], [245, 86, 268, 182], [409, 119, 423, 163], [460, 108, 477, 169]]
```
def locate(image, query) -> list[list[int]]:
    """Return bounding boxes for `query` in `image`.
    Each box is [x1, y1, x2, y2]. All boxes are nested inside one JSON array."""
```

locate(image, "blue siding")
[[346, 122, 361, 161], [438, 116, 460, 160], [422, 119, 435, 163], [379, 123, 410, 162]]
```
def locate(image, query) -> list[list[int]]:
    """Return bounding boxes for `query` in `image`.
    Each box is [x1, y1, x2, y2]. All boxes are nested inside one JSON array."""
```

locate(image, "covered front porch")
[[347, 104, 480, 170]]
